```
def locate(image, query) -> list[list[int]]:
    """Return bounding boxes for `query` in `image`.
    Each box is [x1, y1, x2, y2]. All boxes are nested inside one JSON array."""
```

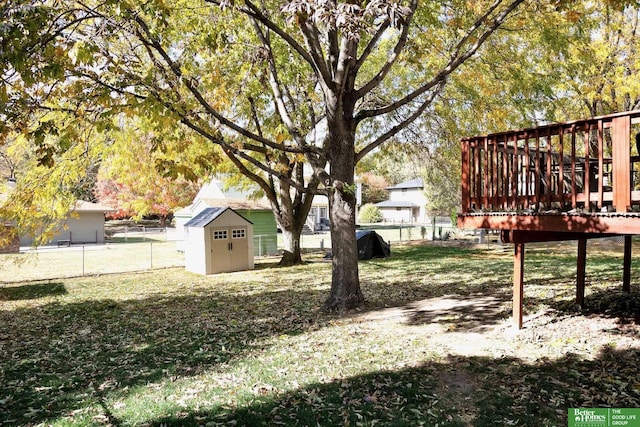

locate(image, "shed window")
[[213, 230, 228, 240], [232, 229, 246, 239]]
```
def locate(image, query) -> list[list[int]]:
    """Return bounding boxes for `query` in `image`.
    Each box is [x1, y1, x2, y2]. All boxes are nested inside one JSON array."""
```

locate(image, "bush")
[[359, 203, 383, 223]]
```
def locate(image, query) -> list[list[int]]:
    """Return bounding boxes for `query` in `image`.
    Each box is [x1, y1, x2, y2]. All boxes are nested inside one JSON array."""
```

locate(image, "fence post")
[[259, 235, 262, 257], [82, 245, 85, 276], [150, 241, 153, 269], [432, 217, 436, 240]]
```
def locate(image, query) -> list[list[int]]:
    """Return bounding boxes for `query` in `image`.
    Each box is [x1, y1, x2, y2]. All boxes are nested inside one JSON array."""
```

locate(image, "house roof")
[[198, 197, 271, 210], [375, 200, 420, 208], [386, 178, 423, 190], [184, 207, 253, 228], [176, 178, 272, 217], [74, 200, 117, 212]]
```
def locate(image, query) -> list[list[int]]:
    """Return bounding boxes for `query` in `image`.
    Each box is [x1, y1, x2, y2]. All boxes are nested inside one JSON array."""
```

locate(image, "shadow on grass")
[[359, 243, 640, 332], [147, 347, 640, 427], [402, 293, 511, 331], [2, 243, 639, 425], [539, 287, 640, 339], [355, 245, 514, 330], [0, 282, 67, 301], [0, 287, 328, 426]]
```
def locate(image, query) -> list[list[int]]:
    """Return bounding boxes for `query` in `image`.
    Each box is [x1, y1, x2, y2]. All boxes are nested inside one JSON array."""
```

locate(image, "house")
[[375, 178, 427, 223], [306, 194, 330, 232], [174, 179, 278, 256], [19, 200, 115, 247]]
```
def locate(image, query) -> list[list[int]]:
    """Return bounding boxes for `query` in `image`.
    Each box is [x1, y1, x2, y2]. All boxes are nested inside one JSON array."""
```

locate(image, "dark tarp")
[[324, 230, 390, 260], [355, 230, 390, 260]]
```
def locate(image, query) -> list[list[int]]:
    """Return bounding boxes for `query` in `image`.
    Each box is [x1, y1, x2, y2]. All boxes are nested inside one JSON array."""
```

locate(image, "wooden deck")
[[458, 211, 640, 234], [457, 110, 640, 328]]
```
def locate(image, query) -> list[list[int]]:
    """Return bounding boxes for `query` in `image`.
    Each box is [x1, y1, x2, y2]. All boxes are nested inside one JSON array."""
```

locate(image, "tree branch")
[[251, 19, 304, 143], [204, 0, 319, 76], [354, 19, 390, 73], [132, 13, 319, 157], [355, 0, 526, 122], [179, 115, 325, 196], [298, 20, 335, 90], [354, 0, 417, 98], [356, 79, 445, 163]]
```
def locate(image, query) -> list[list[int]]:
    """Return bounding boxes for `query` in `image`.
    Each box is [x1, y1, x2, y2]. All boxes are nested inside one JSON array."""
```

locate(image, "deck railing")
[[461, 110, 640, 214]]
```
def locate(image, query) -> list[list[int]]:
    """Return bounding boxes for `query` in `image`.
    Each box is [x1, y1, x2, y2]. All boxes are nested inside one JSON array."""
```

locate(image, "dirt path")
[[359, 293, 640, 361]]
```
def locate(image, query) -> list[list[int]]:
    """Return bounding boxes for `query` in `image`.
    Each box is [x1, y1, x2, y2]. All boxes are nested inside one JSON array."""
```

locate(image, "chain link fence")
[[2, 221, 478, 283]]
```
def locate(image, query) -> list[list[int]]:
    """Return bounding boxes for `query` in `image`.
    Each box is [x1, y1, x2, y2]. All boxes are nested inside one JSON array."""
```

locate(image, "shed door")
[[229, 227, 248, 271], [210, 227, 248, 273], [210, 228, 231, 273]]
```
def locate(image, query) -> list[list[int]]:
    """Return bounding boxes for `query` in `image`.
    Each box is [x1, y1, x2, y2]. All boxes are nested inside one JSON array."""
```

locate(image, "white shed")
[[184, 207, 254, 275]]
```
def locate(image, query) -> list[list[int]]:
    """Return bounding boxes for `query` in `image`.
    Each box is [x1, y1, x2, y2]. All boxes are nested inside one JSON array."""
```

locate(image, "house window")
[[319, 207, 327, 220], [232, 229, 246, 239], [213, 230, 228, 240]]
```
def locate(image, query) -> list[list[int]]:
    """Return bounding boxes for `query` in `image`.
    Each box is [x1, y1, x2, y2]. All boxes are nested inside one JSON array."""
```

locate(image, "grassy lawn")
[[1, 241, 639, 426], [0, 241, 184, 283]]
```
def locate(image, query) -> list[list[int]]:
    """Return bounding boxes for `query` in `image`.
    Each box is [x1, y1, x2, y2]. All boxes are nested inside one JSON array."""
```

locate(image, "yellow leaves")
[[0, 84, 7, 106], [565, 9, 583, 23], [275, 132, 287, 144], [273, 124, 290, 146]]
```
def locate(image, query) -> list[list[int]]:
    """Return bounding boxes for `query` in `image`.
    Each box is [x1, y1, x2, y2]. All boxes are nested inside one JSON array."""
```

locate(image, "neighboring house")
[[375, 178, 427, 223], [19, 200, 116, 247], [174, 179, 278, 256], [307, 194, 330, 232]]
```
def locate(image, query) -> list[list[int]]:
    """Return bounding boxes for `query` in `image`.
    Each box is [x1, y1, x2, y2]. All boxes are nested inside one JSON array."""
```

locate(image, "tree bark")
[[272, 179, 315, 267], [322, 184, 363, 312], [322, 122, 364, 312], [278, 221, 304, 266]]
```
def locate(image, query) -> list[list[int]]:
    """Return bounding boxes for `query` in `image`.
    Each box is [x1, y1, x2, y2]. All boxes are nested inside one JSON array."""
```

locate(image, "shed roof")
[[184, 207, 252, 228]]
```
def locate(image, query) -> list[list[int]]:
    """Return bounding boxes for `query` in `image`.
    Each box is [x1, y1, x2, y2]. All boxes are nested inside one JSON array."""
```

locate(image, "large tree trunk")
[[279, 220, 304, 266], [322, 125, 364, 312]]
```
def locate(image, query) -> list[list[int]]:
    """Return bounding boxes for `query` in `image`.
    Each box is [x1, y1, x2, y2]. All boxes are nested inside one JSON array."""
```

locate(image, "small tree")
[[358, 203, 383, 223]]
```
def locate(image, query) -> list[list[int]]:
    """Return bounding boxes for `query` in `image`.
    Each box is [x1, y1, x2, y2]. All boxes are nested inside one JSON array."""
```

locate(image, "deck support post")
[[513, 242, 525, 329], [576, 239, 587, 308], [623, 235, 632, 293]]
